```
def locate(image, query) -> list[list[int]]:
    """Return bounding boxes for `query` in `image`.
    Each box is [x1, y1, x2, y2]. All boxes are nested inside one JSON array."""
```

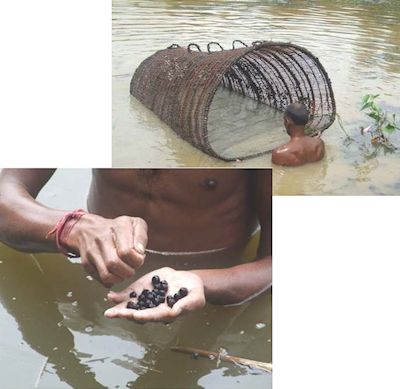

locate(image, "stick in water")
[[170, 346, 272, 373]]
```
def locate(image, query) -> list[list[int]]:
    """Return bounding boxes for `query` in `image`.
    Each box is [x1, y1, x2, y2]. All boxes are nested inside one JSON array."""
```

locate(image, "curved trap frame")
[[130, 40, 336, 161]]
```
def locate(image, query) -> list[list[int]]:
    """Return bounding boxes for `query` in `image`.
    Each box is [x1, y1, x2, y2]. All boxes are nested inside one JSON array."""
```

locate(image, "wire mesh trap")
[[130, 40, 336, 161]]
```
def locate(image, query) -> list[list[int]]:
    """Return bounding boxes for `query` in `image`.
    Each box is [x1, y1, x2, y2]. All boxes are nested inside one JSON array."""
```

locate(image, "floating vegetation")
[[360, 94, 399, 152]]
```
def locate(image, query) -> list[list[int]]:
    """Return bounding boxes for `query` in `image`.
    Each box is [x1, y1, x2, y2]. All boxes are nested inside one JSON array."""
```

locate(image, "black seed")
[[126, 301, 138, 309], [129, 291, 137, 298], [152, 275, 160, 286], [173, 293, 181, 302], [167, 295, 175, 308], [142, 289, 150, 296], [145, 299, 152, 306], [178, 287, 188, 297], [148, 302, 155, 308], [160, 280, 168, 291]]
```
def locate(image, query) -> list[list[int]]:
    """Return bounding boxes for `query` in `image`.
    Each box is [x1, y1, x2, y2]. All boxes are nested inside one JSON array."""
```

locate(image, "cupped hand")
[[104, 267, 205, 323], [65, 214, 148, 287]]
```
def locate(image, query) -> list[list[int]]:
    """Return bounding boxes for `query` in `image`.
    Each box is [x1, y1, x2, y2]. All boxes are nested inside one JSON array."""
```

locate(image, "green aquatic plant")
[[360, 94, 399, 151]]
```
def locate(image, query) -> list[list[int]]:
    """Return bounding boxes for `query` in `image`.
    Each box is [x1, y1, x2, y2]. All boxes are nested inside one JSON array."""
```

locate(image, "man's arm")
[[192, 169, 272, 305], [0, 168, 63, 252], [0, 169, 148, 287]]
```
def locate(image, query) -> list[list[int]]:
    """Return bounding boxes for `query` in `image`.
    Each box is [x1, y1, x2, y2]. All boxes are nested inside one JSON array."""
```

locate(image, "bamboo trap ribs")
[[131, 40, 336, 160]]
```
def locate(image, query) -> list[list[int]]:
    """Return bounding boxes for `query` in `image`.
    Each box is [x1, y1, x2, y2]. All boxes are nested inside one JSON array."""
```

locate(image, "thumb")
[[132, 217, 148, 255], [107, 289, 129, 303]]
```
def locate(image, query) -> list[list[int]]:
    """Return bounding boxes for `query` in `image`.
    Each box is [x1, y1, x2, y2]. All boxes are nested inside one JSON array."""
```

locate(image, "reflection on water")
[[113, 0, 400, 194], [0, 170, 271, 389]]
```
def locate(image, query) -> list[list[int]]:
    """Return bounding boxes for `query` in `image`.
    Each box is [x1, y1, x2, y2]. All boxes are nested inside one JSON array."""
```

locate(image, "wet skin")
[[272, 118, 325, 166], [0, 169, 272, 323]]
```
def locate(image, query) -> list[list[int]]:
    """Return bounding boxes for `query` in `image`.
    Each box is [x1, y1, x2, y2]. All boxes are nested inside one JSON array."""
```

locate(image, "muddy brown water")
[[113, 0, 400, 194], [0, 169, 272, 389]]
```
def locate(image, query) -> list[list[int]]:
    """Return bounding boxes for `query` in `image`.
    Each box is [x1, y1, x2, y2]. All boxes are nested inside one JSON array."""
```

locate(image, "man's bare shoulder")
[[272, 144, 300, 166]]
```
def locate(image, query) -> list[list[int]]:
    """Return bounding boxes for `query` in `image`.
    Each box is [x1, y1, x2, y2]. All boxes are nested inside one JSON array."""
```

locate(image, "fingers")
[[75, 215, 148, 287], [111, 217, 147, 268], [107, 284, 138, 303], [104, 294, 199, 323], [104, 303, 175, 323], [85, 250, 123, 287], [172, 292, 205, 316], [131, 217, 148, 256], [101, 238, 136, 280]]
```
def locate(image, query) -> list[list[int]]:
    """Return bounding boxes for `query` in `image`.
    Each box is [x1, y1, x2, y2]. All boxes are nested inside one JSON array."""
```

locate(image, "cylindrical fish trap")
[[130, 40, 336, 161]]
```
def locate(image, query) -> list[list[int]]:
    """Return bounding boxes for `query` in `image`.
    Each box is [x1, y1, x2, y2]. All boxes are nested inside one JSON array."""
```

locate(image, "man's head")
[[283, 103, 309, 135]]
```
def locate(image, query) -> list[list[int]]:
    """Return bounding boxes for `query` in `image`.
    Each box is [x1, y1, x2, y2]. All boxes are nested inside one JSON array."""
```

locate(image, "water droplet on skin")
[[12, 297, 16, 300], [53, 347, 58, 351], [84, 325, 93, 333], [0, 261, 3, 264], [240, 330, 245, 335], [255, 323, 266, 329]]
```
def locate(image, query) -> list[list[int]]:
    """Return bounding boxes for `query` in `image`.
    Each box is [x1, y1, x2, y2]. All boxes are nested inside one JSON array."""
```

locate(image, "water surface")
[[113, 0, 400, 194]]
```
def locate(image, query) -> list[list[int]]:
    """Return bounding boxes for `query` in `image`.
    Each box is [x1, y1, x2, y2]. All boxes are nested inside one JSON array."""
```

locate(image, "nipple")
[[205, 178, 217, 189]]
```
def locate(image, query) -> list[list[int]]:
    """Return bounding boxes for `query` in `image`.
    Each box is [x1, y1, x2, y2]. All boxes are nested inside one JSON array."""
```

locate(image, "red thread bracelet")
[[46, 209, 87, 257]]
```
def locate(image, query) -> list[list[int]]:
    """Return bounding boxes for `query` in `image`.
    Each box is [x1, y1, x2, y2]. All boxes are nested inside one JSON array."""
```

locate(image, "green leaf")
[[370, 103, 381, 113], [361, 101, 373, 111], [367, 112, 380, 121], [383, 124, 396, 133], [361, 95, 370, 105]]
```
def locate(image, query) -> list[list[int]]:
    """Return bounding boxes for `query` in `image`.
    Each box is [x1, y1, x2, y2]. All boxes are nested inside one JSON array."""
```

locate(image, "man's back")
[[272, 135, 325, 166]]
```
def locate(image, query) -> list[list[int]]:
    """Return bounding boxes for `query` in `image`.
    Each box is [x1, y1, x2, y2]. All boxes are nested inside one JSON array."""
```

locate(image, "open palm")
[[104, 267, 205, 323]]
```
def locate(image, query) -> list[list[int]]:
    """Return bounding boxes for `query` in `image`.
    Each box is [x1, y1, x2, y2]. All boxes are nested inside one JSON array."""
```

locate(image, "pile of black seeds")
[[126, 275, 189, 310]]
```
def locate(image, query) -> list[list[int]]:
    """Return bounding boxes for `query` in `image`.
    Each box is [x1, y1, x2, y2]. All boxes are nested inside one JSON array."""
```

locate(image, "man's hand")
[[66, 214, 148, 287], [104, 267, 205, 323]]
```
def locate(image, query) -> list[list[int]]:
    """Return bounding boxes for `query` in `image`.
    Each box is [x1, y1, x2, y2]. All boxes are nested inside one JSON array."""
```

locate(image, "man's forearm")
[[192, 256, 272, 305], [0, 180, 66, 252]]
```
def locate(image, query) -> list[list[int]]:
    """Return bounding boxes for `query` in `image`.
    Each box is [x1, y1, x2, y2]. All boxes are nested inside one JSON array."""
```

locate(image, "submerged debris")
[[170, 345, 272, 373]]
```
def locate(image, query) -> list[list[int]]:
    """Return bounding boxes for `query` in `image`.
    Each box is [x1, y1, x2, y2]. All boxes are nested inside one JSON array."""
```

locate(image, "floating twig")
[[336, 113, 353, 141], [170, 346, 272, 373], [34, 356, 48, 388]]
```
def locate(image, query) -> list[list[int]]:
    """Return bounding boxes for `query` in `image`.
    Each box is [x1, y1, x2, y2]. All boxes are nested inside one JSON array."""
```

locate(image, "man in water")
[[272, 103, 325, 166], [0, 169, 271, 324]]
